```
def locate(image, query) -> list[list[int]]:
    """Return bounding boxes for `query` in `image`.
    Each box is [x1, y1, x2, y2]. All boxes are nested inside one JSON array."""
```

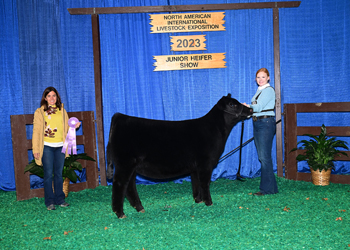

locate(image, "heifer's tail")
[[106, 114, 118, 180], [106, 143, 114, 179]]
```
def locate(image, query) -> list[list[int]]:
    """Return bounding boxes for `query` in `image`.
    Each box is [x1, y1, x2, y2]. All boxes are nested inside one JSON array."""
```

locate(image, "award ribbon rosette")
[[62, 117, 79, 155]]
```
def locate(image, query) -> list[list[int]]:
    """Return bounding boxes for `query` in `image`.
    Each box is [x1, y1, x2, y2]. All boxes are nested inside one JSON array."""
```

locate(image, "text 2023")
[[176, 38, 201, 48]]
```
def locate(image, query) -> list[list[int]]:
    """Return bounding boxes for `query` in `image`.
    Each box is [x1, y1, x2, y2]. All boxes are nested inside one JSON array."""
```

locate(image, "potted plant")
[[290, 124, 349, 186], [24, 153, 95, 196]]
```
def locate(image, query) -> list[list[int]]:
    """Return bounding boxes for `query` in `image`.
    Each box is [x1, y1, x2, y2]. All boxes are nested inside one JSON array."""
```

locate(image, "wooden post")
[[273, 7, 283, 177], [11, 115, 33, 201], [91, 14, 107, 186], [284, 104, 297, 180]]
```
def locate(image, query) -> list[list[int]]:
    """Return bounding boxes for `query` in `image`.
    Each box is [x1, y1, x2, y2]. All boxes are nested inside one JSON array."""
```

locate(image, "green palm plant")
[[24, 153, 95, 183], [290, 124, 349, 172], [24, 160, 44, 178], [62, 153, 95, 182]]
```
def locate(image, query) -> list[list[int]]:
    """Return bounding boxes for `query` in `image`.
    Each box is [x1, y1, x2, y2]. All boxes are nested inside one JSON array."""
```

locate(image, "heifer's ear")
[[227, 93, 232, 98]]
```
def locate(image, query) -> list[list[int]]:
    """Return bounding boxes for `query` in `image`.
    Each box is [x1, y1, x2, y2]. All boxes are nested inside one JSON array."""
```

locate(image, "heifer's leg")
[[112, 164, 135, 218], [112, 177, 128, 218], [191, 172, 203, 203], [126, 171, 145, 213], [198, 168, 213, 206]]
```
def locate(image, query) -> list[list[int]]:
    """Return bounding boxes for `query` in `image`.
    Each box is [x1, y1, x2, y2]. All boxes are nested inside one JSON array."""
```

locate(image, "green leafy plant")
[[290, 124, 349, 172], [24, 153, 95, 183], [24, 159, 44, 178]]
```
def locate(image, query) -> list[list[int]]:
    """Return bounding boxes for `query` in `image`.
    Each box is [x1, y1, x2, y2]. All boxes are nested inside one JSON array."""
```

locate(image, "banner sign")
[[153, 53, 226, 71], [170, 35, 207, 51], [149, 12, 225, 33]]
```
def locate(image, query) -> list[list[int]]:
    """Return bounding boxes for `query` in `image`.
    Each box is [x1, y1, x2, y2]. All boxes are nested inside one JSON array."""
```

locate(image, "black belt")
[[252, 115, 274, 122]]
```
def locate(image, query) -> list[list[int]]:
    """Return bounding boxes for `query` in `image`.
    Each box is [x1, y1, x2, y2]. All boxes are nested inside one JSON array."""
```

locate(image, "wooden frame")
[[68, 2, 301, 181], [284, 102, 350, 184], [11, 111, 99, 201]]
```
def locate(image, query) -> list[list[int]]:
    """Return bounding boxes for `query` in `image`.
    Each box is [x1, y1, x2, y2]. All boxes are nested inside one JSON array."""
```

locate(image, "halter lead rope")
[[218, 119, 282, 181], [236, 120, 246, 181]]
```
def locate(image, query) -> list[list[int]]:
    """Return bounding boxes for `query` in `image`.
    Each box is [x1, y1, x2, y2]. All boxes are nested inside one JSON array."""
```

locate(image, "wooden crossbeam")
[[68, 2, 301, 15]]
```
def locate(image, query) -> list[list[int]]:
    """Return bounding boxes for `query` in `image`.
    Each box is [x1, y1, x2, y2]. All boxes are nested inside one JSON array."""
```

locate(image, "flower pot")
[[310, 169, 331, 186], [63, 178, 70, 197]]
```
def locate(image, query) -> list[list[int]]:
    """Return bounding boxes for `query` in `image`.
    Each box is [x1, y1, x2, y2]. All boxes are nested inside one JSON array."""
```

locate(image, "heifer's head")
[[217, 94, 253, 120]]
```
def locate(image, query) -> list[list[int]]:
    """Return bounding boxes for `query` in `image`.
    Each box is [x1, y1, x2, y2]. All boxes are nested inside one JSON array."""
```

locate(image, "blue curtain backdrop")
[[1, 0, 349, 191]]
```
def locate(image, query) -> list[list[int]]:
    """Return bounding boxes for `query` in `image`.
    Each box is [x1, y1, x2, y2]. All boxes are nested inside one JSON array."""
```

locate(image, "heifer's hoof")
[[205, 201, 213, 206], [115, 212, 127, 219], [194, 198, 203, 203], [135, 206, 145, 213], [117, 214, 127, 219]]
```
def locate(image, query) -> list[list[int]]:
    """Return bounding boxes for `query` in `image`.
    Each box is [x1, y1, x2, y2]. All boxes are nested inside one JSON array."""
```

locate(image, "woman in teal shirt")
[[243, 68, 278, 196]]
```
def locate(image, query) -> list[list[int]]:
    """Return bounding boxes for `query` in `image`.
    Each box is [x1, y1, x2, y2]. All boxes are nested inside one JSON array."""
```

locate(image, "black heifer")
[[106, 94, 253, 218]]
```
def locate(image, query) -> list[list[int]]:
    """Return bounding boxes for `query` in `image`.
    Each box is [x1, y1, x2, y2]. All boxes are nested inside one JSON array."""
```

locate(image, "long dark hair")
[[40, 86, 63, 111]]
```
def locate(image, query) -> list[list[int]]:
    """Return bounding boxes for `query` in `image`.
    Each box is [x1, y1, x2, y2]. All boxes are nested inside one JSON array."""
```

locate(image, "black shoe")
[[59, 202, 70, 207], [47, 204, 56, 210], [253, 192, 265, 196]]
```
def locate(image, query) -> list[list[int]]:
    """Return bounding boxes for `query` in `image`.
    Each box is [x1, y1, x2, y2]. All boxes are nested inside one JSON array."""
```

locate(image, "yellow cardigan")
[[32, 104, 69, 166]]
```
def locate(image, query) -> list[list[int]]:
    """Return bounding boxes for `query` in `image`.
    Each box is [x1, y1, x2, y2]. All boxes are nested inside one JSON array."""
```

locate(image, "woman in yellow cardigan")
[[32, 87, 80, 210]]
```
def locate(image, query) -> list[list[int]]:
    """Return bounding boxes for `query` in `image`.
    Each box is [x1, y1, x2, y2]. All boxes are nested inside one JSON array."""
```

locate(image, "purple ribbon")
[[62, 117, 79, 155]]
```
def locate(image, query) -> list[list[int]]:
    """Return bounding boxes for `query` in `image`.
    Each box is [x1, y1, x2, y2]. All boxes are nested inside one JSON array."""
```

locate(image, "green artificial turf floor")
[[1, 177, 350, 249]]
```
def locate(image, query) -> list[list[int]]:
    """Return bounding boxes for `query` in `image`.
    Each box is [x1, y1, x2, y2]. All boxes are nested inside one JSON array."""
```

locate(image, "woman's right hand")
[[34, 153, 40, 160]]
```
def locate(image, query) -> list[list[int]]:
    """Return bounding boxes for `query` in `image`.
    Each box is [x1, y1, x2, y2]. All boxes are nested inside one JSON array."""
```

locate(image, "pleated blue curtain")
[[17, 0, 68, 114], [280, 0, 350, 105], [59, 1, 97, 113], [0, 1, 22, 191]]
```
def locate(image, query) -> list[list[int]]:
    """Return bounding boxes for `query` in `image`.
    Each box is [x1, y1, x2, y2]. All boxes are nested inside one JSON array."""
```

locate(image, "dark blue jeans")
[[42, 145, 66, 206], [253, 117, 278, 194]]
